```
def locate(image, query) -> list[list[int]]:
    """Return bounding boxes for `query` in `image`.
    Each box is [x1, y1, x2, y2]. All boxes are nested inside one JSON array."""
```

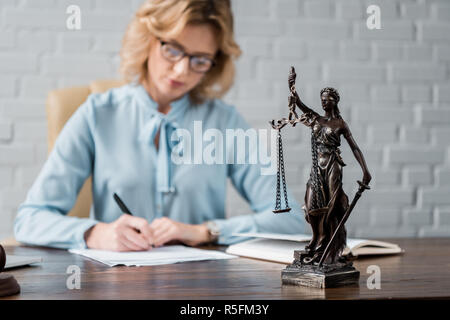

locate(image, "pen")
[[113, 193, 154, 248], [113, 192, 133, 215]]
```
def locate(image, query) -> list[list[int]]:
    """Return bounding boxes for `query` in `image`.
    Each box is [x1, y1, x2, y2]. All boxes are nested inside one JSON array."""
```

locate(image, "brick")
[[0, 167, 13, 188], [340, 42, 371, 61], [420, 108, 450, 125], [430, 128, 450, 145], [35, 143, 48, 164], [82, 12, 131, 31], [436, 45, 450, 61], [402, 85, 432, 103], [3, 8, 65, 28], [15, 165, 42, 188], [401, 2, 429, 19], [23, 0, 56, 8], [0, 76, 17, 97], [371, 208, 401, 227], [0, 100, 46, 119], [354, 226, 417, 238], [92, 33, 122, 54], [235, 57, 255, 80], [431, 3, 450, 20], [372, 85, 400, 103], [20, 76, 57, 99], [57, 0, 93, 10], [436, 85, 450, 103], [355, 22, 414, 41], [367, 124, 397, 144], [0, 0, 19, 7], [436, 168, 450, 186], [399, 127, 429, 145], [274, 38, 304, 59], [388, 147, 444, 165], [374, 42, 403, 61], [233, 0, 270, 17], [336, 1, 364, 19], [236, 18, 283, 36], [57, 33, 91, 53], [286, 21, 351, 40], [0, 53, 37, 73], [274, 0, 301, 18], [420, 188, 450, 206], [42, 54, 113, 76], [392, 64, 446, 82], [0, 188, 28, 210], [304, 0, 333, 19], [0, 120, 13, 141], [421, 23, 450, 42], [0, 145, 34, 165], [404, 44, 433, 61], [326, 63, 385, 82], [404, 166, 433, 186], [16, 30, 55, 53], [237, 81, 273, 100], [14, 121, 48, 142], [363, 188, 414, 207], [0, 31, 14, 48], [305, 42, 339, 60], [338, 84, 370, 103], [438, 207, 450, 225], [419, 227, 450, 237], [403, 208, 433, 227], [353, 107, 414, 124], [372, 168, 400, 186]]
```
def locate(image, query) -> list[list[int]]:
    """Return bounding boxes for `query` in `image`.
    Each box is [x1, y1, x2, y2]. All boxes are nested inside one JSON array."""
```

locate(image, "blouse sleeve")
[[211, 106, 307, 245], [13, 96, 99, 249]]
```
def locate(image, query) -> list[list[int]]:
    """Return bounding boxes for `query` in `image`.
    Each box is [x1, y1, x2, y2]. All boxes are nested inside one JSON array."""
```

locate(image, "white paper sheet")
[[69, 245, 236, 267]]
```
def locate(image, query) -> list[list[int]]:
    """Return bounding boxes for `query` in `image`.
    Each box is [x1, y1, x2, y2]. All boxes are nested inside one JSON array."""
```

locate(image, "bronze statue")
[[270, 67, 371, 287]]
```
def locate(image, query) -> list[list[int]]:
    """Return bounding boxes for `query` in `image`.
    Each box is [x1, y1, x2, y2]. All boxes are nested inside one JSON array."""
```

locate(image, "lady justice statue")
[[270, 67, 371, 288]]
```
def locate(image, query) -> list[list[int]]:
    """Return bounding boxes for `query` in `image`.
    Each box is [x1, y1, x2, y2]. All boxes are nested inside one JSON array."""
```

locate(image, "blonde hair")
[[120, 0, 242, 104]]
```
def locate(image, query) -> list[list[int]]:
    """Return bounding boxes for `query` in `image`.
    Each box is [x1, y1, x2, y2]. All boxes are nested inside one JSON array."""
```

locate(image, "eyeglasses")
[[158, 39, 216, 73]]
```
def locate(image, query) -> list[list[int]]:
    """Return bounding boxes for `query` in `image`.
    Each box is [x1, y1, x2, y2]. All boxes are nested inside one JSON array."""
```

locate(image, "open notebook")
[[226, 233, 404, 264]]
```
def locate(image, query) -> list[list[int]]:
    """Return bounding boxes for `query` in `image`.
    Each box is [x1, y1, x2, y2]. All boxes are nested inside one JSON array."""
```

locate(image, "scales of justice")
[[270, 66, 372, 288]]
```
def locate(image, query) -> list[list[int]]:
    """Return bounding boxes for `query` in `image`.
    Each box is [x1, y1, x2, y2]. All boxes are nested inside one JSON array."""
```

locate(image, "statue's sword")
[[318, 180, 370, 267]]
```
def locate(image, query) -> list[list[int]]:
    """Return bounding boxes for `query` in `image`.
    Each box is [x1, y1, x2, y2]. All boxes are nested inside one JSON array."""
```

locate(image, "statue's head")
[[320, 87, 341, 117]]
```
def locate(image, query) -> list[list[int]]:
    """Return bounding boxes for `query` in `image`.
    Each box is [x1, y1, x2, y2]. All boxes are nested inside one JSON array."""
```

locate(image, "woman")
[[273, 70, 371, 265], [14, 0, 305, 251]]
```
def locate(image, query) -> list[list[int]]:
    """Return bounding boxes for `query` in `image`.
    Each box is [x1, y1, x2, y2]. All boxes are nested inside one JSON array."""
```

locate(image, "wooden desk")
[[2, 238, 450, 300]]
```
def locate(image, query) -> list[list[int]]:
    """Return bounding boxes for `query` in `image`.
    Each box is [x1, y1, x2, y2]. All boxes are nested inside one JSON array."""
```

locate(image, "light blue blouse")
[[14, 83, 306, 249]]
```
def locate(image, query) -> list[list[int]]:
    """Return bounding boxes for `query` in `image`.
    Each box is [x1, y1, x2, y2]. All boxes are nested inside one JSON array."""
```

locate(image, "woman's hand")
[[84, 214, 154, 252], [149, 217, 210, 247]]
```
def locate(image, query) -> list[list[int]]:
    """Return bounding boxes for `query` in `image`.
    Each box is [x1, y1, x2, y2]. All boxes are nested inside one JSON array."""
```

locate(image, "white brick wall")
[[1, 0, 450, 240]]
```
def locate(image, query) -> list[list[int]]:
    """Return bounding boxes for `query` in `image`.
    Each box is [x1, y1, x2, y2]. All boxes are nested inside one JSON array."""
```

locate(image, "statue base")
[[281, 250, 359, 288], [0, 274, 21, 297]]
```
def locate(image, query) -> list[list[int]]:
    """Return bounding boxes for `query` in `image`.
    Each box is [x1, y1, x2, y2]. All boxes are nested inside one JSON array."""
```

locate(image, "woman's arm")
[[342, 121, 372, 186], [13, 98, 99, 249]]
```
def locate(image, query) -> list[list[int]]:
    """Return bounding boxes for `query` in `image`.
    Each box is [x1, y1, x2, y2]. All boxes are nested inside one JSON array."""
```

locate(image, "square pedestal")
[[282, 262, 360, 288]]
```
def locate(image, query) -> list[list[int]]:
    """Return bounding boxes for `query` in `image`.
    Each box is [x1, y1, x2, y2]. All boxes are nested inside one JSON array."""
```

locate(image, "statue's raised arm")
[[288, 67, 318, 117]]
